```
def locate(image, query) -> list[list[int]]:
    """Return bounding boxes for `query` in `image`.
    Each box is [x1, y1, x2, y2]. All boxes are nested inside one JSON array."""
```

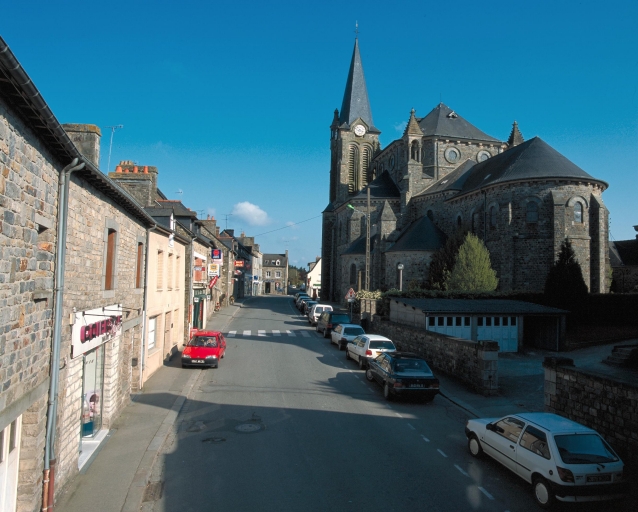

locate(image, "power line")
[[254, 214, 322, 237]]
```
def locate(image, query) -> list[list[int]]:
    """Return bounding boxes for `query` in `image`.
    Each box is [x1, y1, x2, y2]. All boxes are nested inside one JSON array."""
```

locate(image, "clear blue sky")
[[3, 0, 637, 268]]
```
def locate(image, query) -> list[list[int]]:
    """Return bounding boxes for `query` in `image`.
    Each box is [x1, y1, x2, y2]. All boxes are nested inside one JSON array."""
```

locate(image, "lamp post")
[[347, 188, 371, 290], [397, 263, 404, 291]]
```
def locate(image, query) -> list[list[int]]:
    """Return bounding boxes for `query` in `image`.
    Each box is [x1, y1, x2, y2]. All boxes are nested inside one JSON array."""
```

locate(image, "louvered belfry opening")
[[348, 144, 360, 193]]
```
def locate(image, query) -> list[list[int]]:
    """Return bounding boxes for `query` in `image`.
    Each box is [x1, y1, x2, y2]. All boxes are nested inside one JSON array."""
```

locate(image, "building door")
[[265, 282, 271, 294], [164, 311, 172, 352], [81, 346, 104, 438], [192, 298, 202, 329], [0, 415, 22, 512]]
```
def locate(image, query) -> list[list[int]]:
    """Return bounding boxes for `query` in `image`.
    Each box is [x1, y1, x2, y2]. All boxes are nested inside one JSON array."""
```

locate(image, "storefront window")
[[81, 346, 104, 438]]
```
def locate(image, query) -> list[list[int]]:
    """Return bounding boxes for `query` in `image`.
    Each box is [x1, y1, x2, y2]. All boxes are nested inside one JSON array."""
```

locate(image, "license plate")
[[192, 359, 204, 363], [586, 475, 611, 483], [411, 384, 424, 388]]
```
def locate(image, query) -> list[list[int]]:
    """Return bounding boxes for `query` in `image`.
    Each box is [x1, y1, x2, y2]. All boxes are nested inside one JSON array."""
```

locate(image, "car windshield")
[[393, 359, 431, 373], [344, 327, 364, 335], [369, 340, 395, 350], [190, 336, 218, 347], [554, 434, 618, 464], [331, 315, 350, 323]]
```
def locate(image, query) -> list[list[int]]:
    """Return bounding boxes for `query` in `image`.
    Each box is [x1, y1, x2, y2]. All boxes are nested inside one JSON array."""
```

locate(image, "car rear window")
[[369, 340, 396, 350], [554, 434, 618, 464], [331, 315, 351, 324], [393, 359, 431, 373], [344, 327, 364, 335]]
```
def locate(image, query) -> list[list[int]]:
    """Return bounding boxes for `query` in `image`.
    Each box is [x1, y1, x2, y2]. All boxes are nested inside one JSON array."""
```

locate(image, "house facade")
[[262, 252, 289, 294]]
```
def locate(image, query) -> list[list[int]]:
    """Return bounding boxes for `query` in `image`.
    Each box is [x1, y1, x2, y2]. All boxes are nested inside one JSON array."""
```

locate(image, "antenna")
[[176, 189, 183, 197], [223, 213, 233, 230], [105, 125, 123, 172]]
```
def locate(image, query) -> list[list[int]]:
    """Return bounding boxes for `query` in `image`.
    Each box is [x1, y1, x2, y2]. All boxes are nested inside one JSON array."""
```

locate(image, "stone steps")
[[602, 345, 638, 368]]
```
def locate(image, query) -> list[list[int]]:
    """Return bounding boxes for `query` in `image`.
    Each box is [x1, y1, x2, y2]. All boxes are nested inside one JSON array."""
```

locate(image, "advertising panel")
[[208, 263, 220, 276], [234, 260, 244, 267], [211, 249, 223, 264], [72, 304, 123, 359]]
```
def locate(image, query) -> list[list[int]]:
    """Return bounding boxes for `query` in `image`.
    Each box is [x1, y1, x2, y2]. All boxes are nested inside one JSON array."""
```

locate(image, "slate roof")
[[156, 199, 196, 218], [395, 298, 568, 315], [418, 103, 500, 142], [352, 170, 400, 200], [386, 216, 447, 253], [339, 39, 377, 131], [457, 137, 607, 196], [415, 160, 475, 197], [610, 239, 638, 266]]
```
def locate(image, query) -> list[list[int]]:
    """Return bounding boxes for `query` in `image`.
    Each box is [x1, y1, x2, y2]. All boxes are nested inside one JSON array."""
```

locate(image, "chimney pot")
[[133, 166, 139, 173], [144, 166, 149, 174], [116, 165, 122, 173]]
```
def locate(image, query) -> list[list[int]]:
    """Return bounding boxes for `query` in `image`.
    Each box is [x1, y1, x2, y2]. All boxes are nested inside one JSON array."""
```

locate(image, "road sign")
[[345, 288, 356, 300]]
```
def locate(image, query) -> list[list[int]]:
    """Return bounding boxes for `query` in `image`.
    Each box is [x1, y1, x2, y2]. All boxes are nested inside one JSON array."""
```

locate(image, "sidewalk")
[[55, 302, 244, 512]]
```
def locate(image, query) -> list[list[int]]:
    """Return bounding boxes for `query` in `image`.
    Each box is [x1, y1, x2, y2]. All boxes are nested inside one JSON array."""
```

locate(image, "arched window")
[[411, 141, 420, 161], [526, 202, 538, 224], [490, 206, 497, 228], [362, 146, 372, 186], [574, 202, 583, 224], [472, 212, 480, 233], [348, 145, 360, 194], [349, 263, 357, 284], [457, 215, 462, 229]]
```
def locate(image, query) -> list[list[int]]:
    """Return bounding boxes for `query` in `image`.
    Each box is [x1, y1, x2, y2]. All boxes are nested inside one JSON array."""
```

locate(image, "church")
[[321, 39, 609, 302]]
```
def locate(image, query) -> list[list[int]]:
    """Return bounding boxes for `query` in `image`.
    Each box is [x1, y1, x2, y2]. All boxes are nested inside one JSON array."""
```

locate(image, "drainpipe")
[[43, 157, 86, 512], [139, 224, 157, 390]]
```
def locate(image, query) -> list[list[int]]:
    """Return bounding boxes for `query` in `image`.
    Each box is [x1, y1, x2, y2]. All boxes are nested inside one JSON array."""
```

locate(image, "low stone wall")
[[543, 357, 638, 466], [369, 315, 499, 396]]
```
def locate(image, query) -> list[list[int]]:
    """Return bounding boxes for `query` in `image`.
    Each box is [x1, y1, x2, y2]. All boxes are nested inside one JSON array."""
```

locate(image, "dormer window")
[[275, 260, 281, 266]]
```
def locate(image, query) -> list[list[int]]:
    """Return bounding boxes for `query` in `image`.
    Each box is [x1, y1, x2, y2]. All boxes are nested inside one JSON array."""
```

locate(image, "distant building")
[[306, 257, 322, 299], [610, 225, 638, 292], [262, 252, 289, 294]]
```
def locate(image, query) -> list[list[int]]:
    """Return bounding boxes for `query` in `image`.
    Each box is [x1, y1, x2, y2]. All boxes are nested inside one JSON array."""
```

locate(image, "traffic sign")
[[345, 288, 356, 300]]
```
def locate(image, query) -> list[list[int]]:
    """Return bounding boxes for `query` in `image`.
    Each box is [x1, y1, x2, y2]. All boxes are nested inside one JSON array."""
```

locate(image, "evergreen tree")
[[446, 233, 499, 292], [544, 239, 588, 304], [427, 231, 465, 290]]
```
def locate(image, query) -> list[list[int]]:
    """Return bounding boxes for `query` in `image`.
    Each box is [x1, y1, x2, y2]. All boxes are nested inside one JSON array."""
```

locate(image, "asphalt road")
[[148, 296, 612, 511]]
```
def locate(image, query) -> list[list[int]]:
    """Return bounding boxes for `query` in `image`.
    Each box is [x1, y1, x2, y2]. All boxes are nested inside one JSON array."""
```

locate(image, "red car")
[[181, 329, 227, 368]]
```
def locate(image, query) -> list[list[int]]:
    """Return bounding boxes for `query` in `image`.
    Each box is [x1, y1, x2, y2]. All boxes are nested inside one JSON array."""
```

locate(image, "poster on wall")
[[208, 263, 220, 276], [72, 304, 123, 359]]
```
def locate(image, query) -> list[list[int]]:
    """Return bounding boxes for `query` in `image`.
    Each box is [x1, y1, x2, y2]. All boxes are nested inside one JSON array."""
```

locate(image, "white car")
[[346, 334, 396, 369], [465, 412, 627, 508], [308, 304, 333, 325], [330, 324, 365, 350]]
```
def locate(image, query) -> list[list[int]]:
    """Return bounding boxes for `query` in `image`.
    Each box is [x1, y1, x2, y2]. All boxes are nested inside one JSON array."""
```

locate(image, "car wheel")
[[338, 343, 344, 351], [383, 383, 394, 401], [358, 357, 365, 370], [346, 349, 351, 360], [365, 369, 374, 382], [323, 329, 328, 339], [532, 476, 555, 509], [468, 435, 483, 458]]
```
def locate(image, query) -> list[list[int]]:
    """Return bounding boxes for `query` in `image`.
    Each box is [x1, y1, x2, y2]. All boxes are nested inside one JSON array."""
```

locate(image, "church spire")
[[507, 120, 524, 147], [339, 38, 375, 129]]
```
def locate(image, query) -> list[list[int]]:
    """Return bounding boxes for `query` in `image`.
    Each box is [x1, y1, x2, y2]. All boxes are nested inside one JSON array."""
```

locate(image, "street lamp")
[[397, 263, 404, 291], [347, 188, 371, 291]]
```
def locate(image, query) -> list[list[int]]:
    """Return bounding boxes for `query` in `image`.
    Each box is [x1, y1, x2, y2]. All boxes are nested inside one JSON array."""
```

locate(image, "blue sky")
[[2, 0, 637, 268]]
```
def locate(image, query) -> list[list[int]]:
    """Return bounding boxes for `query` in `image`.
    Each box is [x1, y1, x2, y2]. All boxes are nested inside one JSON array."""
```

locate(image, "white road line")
[[421, 435, 430, 442], [258, 330, 266, 337], [272, 330, 281, 336], [286, 330, 294, 336], [394, 412, 402, 418], [227, 331, 236, 338], [454, 465, 469, 477], [478, 487, 494, 500], [243, 330, 251, 336], [354, 376, 361, 380], [300, 331, 310, 337], [407, 423, 415, 430], [437, 449, 447, 458]]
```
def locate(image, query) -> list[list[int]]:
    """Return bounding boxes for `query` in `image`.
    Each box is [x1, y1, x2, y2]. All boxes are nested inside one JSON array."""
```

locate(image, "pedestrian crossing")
[[226, 329, 315, 338]]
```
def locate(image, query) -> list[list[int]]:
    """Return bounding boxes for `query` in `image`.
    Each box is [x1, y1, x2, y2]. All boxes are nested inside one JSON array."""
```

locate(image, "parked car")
[[181, 329, 227, 368], [303, 300, 318, 316], [346, 334, 396, 369], [293, 292, 308, 303], [365, 352, 439, 402], [465, 412, 627, 508], [308, 304, 333, 325], [316, 311, 351, 338], [330, 324, 365, 350], [295, 294, 310, 309], [298, 296, 315, 312]]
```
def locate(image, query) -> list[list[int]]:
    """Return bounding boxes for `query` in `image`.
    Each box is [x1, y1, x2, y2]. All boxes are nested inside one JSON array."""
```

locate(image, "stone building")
[[262, 252, 289, 294], [322, 39, 610, 301], [610, 225, 638, 293]]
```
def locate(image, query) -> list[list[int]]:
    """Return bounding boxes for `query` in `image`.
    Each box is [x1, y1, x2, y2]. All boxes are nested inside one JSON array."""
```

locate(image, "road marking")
[[421, 435, 430, 442], [272, 330, 281, 336], [454, 464, 469, 477], [300, 331, 310, 337], [227, 331, 236, 338], [407, 423, 415, 430], [243, 330, 251, 336], [478, 487, 494, 500], [394, 412, 402, 418], [286, 330, 294, 336], [437, 449, 447, 458], [258, 330, 266, 337]]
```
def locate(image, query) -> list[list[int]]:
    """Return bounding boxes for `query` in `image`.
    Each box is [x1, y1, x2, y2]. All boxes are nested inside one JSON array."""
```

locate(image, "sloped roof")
[[611, 239, 638, 266], [418, 103, 500, 142], [386, 216, 447, 253], [156, 199, 196, 218], [339, 39, 376, 130], [397, 298, 568, 315], [458, 137, 607, 195], [415, 160, 475, 197], [352, 170, 400, 200]]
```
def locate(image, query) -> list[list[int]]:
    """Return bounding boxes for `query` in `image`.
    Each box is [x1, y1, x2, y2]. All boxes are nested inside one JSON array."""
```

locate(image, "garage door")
[[427, 316, 471, 340], [477, 316, 518, 352]]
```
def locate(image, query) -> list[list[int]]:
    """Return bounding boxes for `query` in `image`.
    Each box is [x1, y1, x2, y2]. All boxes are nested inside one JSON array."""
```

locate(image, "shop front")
[[192, 290, 210, 329]]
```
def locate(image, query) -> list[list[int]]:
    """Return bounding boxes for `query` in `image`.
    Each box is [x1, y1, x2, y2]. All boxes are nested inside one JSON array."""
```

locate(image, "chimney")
[[215, 226, 220, 237], [62, 124, 101, 168], [108, 161, 159, 207]]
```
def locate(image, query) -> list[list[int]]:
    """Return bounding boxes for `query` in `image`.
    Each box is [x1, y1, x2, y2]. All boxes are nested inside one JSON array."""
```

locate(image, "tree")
[[544, 239, 588, 304], [446, 233, 498, 292], [427, 231, 465, 290]]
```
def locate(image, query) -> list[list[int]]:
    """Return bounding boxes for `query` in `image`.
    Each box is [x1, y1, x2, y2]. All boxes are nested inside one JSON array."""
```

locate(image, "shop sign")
[[234, 269, 242, 275], [253, 275, 259, 281], [72, 304, 123, 359], [194, 266, 204, 271], [211, 249, 223, 261], [194, 291, 210, 299], [234, 260, 244, 267], [208, 263, 220, 276]]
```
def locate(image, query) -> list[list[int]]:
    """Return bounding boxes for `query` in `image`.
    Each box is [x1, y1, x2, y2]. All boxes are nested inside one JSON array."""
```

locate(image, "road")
[[147, 296, 595, 511]]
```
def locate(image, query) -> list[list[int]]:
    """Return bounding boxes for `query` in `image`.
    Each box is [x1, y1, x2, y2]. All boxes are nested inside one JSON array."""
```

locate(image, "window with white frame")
[[148, 317, 157, 350], [275, 271, 281, 278], [266, 271, 271, 278]]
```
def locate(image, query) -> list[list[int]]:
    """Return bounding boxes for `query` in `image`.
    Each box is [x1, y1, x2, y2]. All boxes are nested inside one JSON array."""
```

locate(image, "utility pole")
[[365, 187, 370, 291], [105, 125, 123, 173]]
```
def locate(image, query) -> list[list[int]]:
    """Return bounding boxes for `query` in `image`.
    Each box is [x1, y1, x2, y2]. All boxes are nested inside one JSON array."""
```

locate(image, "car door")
[[354, 336, 368, 362], [331, 325, 342, 345], [516, 425, 551, 483], [347, 335, 361, 357], [369, 354, 385, 383], [220, 334, 227, 356], [482, 416, 525, 474], [378, 357, 393, 385]]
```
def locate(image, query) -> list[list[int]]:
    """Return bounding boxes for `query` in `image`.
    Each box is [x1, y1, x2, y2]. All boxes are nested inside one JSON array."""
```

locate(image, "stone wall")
[[543, 357, 638, 466], [368, 315, 499, 395]]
